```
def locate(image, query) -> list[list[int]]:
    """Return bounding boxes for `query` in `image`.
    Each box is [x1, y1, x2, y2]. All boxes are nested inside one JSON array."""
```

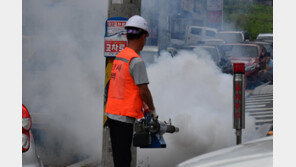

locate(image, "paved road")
[[246, 84, 273, 129]]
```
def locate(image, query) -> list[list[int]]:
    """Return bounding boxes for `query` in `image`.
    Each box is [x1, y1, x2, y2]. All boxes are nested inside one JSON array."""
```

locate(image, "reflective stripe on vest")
[[106, 47, 144, 119]]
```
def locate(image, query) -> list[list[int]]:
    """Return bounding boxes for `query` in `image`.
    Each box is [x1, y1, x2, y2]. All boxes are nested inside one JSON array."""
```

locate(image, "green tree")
[[223, 1, 273, 39]]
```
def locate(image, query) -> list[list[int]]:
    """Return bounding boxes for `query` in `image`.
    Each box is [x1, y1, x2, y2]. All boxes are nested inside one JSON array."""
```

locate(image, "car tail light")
[[22, 131, 30, 152], [22, 104, 31, 152], [22, 118, 32, 131], [22, 105, 32, 131]]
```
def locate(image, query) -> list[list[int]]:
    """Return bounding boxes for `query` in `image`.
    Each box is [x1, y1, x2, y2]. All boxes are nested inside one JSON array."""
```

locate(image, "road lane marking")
[[246, 108, 273, 112], [246, 104, 266, 108], [249, 111, 273, 115]]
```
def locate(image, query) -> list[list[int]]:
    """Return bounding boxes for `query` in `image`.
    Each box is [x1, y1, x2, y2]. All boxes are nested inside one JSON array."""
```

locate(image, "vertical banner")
[[233, 63, 245, 144], [206, 0, 223, 30]]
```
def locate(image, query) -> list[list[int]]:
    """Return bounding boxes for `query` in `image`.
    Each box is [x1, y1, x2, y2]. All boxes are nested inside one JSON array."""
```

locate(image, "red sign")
[[105, 41, 127, 57], [107, 21, 126, 28], [105, 18, 128, 57]]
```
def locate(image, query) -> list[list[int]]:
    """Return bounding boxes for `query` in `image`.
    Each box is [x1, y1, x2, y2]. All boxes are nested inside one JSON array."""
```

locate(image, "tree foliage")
[[223, 0, 273, 39]]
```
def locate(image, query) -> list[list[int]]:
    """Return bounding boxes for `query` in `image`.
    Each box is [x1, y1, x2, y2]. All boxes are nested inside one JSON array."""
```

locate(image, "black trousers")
[[108, 118, 134, 167]]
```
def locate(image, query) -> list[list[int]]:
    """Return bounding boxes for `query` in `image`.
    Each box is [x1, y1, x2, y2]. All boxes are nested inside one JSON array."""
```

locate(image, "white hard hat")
[[125, 15, 149, 33]]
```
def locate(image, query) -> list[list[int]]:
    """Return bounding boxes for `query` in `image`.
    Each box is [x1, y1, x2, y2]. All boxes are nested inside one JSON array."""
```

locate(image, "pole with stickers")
[[102, 17, 128, 167], [233, 63, 245, 145], [102, 1, 141, 166]]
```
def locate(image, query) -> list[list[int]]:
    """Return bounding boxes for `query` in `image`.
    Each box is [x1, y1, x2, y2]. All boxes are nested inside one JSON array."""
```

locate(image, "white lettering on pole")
[[106, 44, 111, 52]]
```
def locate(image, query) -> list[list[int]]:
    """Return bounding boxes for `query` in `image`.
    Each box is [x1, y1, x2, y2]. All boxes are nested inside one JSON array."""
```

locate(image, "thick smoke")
[[138, 1, 261, 165], [137, 50, 259, 167], [23, 0, 261, 167], [22, 0, 107, 166]]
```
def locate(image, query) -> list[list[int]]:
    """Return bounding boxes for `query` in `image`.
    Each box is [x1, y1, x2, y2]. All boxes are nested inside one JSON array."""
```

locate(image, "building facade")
[[142, 0, 223, 46]]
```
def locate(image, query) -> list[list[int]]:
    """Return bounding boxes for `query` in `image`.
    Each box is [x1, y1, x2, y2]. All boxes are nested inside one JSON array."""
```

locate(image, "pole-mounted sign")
[[233, 63, 245, 145], [103, 16, 128, 124], [104, 17, 128, 57]]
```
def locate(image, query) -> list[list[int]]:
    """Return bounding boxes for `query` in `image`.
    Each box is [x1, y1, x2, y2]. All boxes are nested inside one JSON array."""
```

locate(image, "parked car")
[[22, 104, 44, 167], [256, 33, 273, 43], [177, 136, 273, 167], [185, 26, 218, 45], [170, 26, 219, 46], [219, 43, 267, 88], [202, 38, 226, 45], [216, 31, 250, 43], [167, 45, 233, 74], [247, 40, 273, 59]]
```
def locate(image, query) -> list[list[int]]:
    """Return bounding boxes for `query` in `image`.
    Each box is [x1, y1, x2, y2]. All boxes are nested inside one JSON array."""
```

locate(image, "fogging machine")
[[133, 112, 179, 148]]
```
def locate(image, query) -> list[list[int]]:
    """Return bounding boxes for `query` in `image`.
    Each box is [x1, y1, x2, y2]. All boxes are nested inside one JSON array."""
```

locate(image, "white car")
[[22, 105, 44, 167], [217, 31, 250, 43], [185, 26, 218, 45], [177, 136, 273, 167], [256, 33, 273, 43]]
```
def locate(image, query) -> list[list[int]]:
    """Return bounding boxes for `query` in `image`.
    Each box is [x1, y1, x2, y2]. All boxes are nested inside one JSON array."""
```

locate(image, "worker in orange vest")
[[105, 15, 156, 167]]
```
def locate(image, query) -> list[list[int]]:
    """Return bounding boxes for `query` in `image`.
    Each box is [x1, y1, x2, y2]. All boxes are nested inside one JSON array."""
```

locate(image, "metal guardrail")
[[246, 84, 273, 129]]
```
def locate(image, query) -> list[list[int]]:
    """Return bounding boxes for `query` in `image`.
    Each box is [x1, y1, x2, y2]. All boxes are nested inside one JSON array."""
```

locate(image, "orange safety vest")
[[106, 47, 144, 119]]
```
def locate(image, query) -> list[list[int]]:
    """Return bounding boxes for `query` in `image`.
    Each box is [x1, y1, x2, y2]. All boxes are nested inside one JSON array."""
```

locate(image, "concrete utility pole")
[[158, 0, 170, 53], [102, 1, 141, 167]]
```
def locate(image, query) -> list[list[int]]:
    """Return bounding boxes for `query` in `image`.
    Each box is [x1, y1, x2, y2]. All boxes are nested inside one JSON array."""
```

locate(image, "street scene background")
[[22, 0, 273, 166]]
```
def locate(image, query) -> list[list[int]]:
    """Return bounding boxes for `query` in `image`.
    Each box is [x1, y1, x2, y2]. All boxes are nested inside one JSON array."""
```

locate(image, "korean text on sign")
[[105, 41, 126, 53], [105, 41, 127, 57], [107, 21, 126, 28]]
